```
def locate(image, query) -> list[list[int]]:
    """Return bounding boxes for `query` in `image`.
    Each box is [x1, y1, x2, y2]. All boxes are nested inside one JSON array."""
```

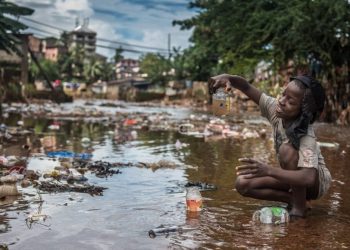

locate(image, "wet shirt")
[[259, 93, 332, 198]]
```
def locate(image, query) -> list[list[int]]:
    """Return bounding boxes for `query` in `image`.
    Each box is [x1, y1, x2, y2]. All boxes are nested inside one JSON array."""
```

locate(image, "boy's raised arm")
[[209, 74, 262, 105]]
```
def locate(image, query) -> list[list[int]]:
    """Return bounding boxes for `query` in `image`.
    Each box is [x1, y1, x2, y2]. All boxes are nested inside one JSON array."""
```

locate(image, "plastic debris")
[[46, 151, 92, 159], [0, 175, 19, 198], [148, 225, 182, 238], [33, 180, 107, 196], [185, 181, 217, 191], [252, 207, 289, 224], [317, 142, 340, 149], [186, 187, 202, 212], [72, 160, 122, 178]]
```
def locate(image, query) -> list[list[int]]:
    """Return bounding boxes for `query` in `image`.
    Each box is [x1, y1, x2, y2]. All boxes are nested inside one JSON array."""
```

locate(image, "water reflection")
[[1, 108, 350, 249]]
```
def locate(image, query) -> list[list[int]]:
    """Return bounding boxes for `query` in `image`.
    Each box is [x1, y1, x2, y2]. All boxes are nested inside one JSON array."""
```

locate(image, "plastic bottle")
[[186, 187, 202, 212], [148, 226, 182, 238], [212, 88, 230, 116], [252, 206, 289, 224]]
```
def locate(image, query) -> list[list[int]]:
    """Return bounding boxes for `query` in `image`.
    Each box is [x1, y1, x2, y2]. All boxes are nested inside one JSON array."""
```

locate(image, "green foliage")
[[29, 58, 60, 81], [58, 50, 73, 80], [83, 58, 103, 84], [71, 45, 85, 79], [23, 83, 36, 98], [6, 82, 21, 100], [0, 1, 34, 54], [139, 53, 171, 85], [100, 61, 114, 81], [114, 47, 124, 64], [174, 0, 350, 83]]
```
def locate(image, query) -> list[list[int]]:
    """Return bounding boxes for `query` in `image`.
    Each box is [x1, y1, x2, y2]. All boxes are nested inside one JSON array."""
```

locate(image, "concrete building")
[[68, 18, 96, 57], [28, 35, 43, 59], [42, 37, 66, 62], [116, 59, 140, 79]]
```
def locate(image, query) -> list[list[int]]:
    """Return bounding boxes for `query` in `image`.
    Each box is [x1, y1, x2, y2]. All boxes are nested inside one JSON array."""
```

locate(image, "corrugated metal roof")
[[0, 50, 21, 64]]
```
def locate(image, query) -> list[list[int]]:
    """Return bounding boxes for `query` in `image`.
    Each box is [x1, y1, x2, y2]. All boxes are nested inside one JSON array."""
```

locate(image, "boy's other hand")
[[236, 158, 270, 178]]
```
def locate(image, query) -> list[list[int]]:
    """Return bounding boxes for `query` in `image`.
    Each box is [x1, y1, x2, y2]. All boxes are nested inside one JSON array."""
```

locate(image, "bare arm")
[[209, 74, 262, 105], [237, 158, 317, 187], [269, 167, 317, 187]]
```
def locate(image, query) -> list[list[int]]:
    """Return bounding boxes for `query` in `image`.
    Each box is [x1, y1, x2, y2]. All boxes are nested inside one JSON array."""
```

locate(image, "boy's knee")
[[279, 143, 299, 170], [235, 176, 250, 196]]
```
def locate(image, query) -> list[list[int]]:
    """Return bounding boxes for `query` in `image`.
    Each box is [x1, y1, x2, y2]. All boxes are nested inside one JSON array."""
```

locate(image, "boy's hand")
[[236, 158, 270, 178], [208, 74, 233, 95]]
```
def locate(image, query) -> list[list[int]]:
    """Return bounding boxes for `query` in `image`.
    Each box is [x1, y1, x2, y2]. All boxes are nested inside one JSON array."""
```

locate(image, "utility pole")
[[20, 34, 29, 85], [168, 33, 171, 59]]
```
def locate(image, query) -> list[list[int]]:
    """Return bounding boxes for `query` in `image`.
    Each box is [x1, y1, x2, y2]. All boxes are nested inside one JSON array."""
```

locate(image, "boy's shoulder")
[[300, 126, 317, 148]]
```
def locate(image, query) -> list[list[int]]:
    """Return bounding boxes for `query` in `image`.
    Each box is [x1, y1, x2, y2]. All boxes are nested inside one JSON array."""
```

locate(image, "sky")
[[11, 0, 197, 60]]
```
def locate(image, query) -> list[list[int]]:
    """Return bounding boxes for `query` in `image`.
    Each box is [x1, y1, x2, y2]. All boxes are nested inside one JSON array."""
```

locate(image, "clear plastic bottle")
[[252, 207, 289, 224], [212, 88, 230, 116], [186, 187, 202, 212]]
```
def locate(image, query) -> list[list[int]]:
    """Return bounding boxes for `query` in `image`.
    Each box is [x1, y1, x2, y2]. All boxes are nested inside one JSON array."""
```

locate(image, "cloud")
[[11, 0, 196, 59]]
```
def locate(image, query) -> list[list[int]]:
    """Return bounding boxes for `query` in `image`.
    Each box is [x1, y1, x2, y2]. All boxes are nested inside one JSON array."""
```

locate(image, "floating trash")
[[185, 181, 217, 191], [252, 206, 289, 224], [48, 124, 60, 130], [81, 137, 91, 143], [0, 175, 20, 198], [46, 151, 92, 159], [317, 142, 340, 149], [186, 187, 202, 212], [33, 180, 107, 196], [72, 160, 122, 178], [148, 225, 182, 238]]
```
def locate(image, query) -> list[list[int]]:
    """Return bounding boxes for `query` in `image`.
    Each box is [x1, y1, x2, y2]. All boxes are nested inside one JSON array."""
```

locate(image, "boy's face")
[[276, 81, 304, 121]]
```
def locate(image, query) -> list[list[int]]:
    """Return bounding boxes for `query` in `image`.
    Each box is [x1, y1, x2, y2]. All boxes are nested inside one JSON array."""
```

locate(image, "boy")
[[209, 74, 332, 217]]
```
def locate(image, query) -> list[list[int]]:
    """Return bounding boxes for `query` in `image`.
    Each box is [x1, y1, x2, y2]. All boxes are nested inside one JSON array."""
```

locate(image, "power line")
[[97, 38, 168, 52], [96, 44, 168, 55], [26, 28, 169, 55], [20, 16, 170, 52], [26, 26, 60, 37]]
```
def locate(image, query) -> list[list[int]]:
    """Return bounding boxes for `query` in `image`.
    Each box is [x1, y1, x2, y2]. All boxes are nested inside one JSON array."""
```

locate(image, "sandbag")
[[0, 184, 19, 198], [0, 175, 18, 183]]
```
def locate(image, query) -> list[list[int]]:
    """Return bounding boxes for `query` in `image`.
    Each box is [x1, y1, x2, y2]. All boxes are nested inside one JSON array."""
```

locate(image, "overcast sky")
[[12, 0, 197, 60]]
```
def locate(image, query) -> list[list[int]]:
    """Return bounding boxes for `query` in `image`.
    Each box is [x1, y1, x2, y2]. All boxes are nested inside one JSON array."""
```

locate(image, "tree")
[[100, 61, 114, 81], [0, 0, 34, 54], [71, 45, 85, 80], [171, 47, 189, 81], [29, 58, 60, 82], [114, 46, 124, 64], [58, 50, 74, 81], [174, 0, 350, 82], [83, 57, 103, 84], [139, 53, 171, 85]]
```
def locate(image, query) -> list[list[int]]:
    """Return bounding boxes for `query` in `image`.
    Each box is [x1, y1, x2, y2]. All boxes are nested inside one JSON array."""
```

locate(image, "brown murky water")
[[1, 101, 349, 249]]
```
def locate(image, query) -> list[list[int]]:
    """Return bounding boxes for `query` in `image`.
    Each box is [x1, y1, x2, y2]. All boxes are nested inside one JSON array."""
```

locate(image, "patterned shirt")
[[259, 93, 332, 198]]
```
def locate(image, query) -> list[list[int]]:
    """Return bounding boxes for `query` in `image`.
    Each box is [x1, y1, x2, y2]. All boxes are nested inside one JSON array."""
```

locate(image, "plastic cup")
[[186, 187, 202, 212]]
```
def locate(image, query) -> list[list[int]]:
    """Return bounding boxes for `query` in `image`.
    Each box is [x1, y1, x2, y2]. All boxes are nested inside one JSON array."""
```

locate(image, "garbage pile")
[[2, 102, 270, 143], [32, 180, 107, 196], [0, 151, 126, 198], [72, 159, 123, 178]]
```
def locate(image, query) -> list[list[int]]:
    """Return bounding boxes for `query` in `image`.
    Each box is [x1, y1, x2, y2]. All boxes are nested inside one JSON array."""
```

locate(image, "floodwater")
[[1, 100, 350, 250]]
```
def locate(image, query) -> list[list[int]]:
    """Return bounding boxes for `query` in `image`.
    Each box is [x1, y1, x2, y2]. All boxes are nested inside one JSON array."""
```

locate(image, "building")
[[68, 18, 96, 57], [28, 35, 43, 59], [42, 37, 66, 62], [106, 77, 151, 100], [116, 59, 140, 79], [0, 34, 32, 85]]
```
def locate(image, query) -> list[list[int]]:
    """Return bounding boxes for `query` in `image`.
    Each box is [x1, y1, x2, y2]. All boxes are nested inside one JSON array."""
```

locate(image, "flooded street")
[[1, 100, 350, 249]]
